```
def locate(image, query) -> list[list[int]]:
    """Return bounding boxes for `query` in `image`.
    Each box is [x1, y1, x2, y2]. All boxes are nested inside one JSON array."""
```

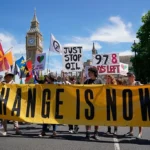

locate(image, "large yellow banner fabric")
[[0, 84, 150, 126]]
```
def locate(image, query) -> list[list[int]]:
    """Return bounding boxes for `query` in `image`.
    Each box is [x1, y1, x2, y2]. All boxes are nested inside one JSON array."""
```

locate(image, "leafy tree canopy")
[[131, 10, 150, 83]]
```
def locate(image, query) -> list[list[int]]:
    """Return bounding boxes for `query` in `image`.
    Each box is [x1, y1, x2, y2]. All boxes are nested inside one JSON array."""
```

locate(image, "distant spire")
[[32, 8, 38, 22], [93, 42, 95, 50], [92, 42, 97, 55], [28, 8, 40, 33]]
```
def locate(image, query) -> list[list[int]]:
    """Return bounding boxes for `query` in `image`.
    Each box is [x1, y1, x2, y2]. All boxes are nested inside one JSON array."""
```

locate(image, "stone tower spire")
[[28, 8, 40, 33], [92, 42, 97, 55]]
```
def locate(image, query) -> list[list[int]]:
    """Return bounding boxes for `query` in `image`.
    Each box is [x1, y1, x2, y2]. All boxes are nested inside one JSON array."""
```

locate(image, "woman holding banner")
[[38, 72, 58, 138], [81, 67, 102, 140], [0, 72, 22, 136], [0, 75, 4, 129], [61, 71, 79, 134], [124, 72, 143, 139], [105, 74, 118, 135]]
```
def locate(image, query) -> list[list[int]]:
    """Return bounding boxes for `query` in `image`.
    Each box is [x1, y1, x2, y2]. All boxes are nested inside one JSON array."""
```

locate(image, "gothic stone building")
[[26, 10, 43, 64]]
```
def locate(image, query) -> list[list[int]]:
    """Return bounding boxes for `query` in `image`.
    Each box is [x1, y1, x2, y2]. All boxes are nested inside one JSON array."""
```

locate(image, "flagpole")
[[4, 47, 13, 54], [47, 47, 50, 73], [26, 57, 31, 62]]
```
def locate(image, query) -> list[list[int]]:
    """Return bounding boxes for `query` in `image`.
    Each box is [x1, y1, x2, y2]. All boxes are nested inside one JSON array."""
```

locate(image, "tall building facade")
[[26, 10, 43, 64]]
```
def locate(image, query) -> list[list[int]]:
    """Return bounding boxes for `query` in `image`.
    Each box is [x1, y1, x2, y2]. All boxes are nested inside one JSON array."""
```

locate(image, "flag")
[[4, 50, 14, 66], [15, 56, 26, 69], [33, 70, 39, 84], [0, 42, 10, 71], [50, 34, 62, 54], [15, 56, 26, 78], [0, 42, 4, 56], [25, 71, 33, 82], [26, 60, 32, 72], [25, 60, 33, 82], [11, 63, 19, 75]]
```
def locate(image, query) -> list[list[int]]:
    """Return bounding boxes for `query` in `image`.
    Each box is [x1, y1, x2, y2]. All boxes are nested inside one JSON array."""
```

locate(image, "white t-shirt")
[[8, 80, 15, 84], [128, 81, 142, 86]]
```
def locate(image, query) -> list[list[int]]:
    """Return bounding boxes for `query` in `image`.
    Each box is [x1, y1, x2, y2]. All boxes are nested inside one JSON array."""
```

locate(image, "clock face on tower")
[[27, 37, 36, 46]]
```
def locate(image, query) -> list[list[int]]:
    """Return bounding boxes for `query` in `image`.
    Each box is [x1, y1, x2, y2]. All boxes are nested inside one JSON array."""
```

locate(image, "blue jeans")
[[42, 124, 57, 132]]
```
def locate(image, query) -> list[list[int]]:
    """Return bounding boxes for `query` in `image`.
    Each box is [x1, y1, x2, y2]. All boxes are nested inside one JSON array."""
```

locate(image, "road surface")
[[0, 123, 150, 150]]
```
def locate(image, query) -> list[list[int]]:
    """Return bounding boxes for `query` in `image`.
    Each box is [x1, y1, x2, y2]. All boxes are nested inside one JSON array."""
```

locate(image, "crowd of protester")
[[0, 67, 144, 140]]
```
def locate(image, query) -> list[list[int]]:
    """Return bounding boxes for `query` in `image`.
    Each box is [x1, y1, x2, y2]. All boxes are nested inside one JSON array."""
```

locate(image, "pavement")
[[0, 123, 150, 150]]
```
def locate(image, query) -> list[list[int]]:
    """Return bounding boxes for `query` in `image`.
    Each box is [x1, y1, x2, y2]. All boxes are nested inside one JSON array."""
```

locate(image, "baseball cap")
[[47, 72, 57, 82], [4, 72, 14, 78], [127, 72, 135, 77]]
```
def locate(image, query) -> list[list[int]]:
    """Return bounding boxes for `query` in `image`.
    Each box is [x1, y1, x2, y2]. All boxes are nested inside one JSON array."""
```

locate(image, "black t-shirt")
[[84, 78, 102, 84]]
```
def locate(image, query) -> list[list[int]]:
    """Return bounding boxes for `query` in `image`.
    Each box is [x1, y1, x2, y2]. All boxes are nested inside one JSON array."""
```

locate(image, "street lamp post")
[[133, 40, 137, 77]]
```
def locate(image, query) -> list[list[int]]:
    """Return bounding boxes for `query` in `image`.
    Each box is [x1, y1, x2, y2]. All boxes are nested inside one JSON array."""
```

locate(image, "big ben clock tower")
[[26, 9, 43, 64]]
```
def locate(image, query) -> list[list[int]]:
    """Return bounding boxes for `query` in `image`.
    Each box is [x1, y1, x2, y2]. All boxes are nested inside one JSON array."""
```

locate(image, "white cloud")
[[119, 50, 134, 56], [64, 16, 136, 51], [43, 49, 60, 56], [46, 58, 62, 74], [0, 32, 25, 55], [90, 16, 136, 43], [142, 12, 146, 17], [127, 22, 132, 28], [64, 37, 101, 51]]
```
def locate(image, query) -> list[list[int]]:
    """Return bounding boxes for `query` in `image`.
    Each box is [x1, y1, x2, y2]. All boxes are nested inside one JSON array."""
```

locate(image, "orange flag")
[[5, 50, 14, 66], [0, 42, 10, 72]]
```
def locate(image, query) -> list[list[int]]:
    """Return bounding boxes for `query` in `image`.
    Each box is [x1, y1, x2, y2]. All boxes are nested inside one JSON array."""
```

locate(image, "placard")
[[120, 62, 129, 76], [93, 53, 120, 75], [62, 46, 83, 72], [34, 53, 46, 71], [93, 53, 120, 66], [84, 66, 92, 79]]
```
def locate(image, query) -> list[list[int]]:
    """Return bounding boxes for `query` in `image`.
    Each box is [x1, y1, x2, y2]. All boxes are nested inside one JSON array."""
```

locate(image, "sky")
[[0, 0, 149, 82]]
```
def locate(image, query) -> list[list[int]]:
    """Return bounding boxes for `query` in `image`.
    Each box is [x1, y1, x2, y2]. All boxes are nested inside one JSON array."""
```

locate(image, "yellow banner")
[[0, 84, 150, 126]]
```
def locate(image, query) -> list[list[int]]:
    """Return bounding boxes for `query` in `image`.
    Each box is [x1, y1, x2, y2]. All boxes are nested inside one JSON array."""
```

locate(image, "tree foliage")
[[131, 10, 150, 83]]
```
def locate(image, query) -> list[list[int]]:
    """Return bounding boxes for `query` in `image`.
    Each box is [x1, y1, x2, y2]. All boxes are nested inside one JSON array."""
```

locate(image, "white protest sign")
[[119, 62, 129, 76], [93, 53, 120, 66], [84, 66, 92, 79], [93, 53, 120, 74], [62, 46, 83, 72], [34, 53, 46, 71]]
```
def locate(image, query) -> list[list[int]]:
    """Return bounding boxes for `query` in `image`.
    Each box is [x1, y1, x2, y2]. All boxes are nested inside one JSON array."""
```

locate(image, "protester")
[[105, 74, 118, 135], [124, 72, 143, 139], [0, 75, 3, 129], [35, 73, 50, 84], [38, 72, 58, 138], [116, 78, 124, 85], [0, 75, 3, 82], [0, 72, 22, 136], [62, 71, 79, 134], [81, 67, 102, 140]]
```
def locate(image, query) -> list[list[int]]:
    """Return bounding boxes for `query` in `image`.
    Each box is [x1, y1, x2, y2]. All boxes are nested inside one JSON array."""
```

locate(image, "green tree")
[[131, 10, 150, 83]]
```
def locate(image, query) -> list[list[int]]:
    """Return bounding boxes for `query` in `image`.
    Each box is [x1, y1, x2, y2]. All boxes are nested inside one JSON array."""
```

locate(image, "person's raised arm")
[[80, 69, 85, 84]]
